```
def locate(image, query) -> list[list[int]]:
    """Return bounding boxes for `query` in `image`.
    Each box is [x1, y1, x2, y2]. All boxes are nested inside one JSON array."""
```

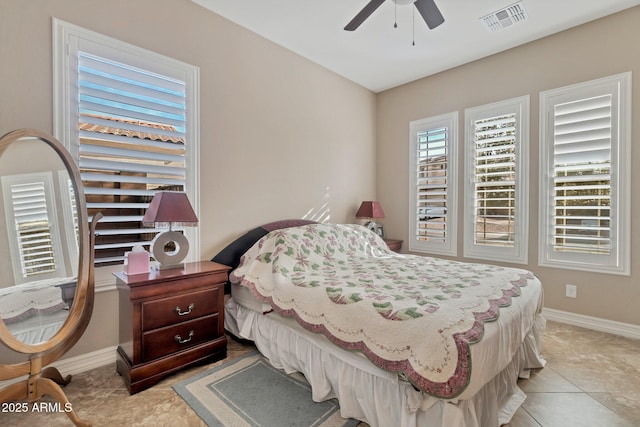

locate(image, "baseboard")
[[56, 345, 118, 376], [543, 307, 640, 340], [0, 346, 116, 387]]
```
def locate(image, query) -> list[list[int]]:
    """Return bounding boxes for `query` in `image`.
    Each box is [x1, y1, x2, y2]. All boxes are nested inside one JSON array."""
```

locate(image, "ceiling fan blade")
[[414, 0, 445, 29], [344, 0, 386, 31]]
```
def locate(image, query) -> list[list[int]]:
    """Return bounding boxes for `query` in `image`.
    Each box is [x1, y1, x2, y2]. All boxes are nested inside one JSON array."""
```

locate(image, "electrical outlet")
[[565, 284, 577, 298]]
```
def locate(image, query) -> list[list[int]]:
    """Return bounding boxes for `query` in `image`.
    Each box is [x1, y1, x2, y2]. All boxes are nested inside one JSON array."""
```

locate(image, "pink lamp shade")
[[142, 191, 198, 229], [355, 201, 385, 219]]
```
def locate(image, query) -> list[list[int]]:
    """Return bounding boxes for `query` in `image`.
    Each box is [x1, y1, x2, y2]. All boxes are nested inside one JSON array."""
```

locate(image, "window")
[[409, 112, 458, 256], [2, 173, 64, 283], [53, 19, 200, 275], [464, 96, 529, 264], [539, 73, 631, 275]]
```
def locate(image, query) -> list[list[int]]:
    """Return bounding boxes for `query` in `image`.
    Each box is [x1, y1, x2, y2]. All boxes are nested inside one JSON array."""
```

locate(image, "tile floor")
[[1, 321, 639, 426]]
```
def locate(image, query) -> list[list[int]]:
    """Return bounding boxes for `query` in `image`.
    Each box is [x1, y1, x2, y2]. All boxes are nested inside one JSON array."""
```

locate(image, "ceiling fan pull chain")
[[394, 1, 398, 28], [412, 6, 416, 45]]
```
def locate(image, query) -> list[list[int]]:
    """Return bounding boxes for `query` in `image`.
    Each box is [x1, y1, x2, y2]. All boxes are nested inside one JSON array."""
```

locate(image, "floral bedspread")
[[230, 223, 537, 398]]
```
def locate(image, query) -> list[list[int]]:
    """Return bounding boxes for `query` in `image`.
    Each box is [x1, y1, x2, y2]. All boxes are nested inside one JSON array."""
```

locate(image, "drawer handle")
[[175, 303, 195, 316], [174, 330, 194, 344]]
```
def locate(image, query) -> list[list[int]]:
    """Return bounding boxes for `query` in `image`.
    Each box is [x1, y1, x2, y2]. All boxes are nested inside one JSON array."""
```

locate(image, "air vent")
[[480, 2, 527, 32]]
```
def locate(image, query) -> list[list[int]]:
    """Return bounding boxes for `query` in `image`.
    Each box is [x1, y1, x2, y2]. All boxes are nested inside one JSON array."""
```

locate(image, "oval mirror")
[[0, 129, 89, 353]]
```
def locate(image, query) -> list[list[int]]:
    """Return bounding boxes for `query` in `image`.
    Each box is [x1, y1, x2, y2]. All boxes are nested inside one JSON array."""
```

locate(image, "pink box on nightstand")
[[124, 245, 150, 275]]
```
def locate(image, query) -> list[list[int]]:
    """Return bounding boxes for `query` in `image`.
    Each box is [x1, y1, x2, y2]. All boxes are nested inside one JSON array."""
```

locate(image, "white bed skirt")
[[225, 299, 546, 427]]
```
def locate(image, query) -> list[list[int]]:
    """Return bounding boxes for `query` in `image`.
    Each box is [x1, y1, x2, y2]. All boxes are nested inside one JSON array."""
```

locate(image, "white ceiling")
[[192, 0, 639, 93]]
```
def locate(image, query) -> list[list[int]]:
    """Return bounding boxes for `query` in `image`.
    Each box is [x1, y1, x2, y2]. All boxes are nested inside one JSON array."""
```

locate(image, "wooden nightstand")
[[114, 261, 230, 394], [383, 238, 403, 253]]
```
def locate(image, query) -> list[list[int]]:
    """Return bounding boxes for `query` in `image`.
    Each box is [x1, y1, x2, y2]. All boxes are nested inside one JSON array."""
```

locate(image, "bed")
[[215, 220, 545, 427]]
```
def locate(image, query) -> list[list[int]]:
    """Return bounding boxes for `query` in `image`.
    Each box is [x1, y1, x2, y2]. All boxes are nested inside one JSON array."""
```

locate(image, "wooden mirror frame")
[[0, 129, 100, 426]]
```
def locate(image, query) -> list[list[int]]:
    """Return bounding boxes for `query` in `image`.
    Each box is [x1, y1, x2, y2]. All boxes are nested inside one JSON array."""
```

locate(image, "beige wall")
[[377, 7, 640, 326], [0, 0, 377, 363]]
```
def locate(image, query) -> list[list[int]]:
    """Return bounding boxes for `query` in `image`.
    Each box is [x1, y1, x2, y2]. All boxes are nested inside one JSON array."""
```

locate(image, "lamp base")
[[363, 220, 384, 237], [150, 230, 190, 269]]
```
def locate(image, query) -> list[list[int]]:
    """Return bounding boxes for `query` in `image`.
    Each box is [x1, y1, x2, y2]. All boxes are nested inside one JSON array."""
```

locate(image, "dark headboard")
[[211, 219, 317, 293]]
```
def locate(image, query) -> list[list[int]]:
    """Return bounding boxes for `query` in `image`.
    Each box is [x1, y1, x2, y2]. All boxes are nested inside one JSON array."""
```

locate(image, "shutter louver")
[[415, 127, 448, 242], [552, 95, 611, 254], [472, 114, 517, 247], [77, 52, 188, 265]]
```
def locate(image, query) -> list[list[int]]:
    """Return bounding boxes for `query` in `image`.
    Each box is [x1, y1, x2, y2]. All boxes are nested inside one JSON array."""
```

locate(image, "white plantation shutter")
[[472, 113, 516, 246], [67, 178, 79, 250], [12, 182, 56, 277], [464, 96, 529, 264], [552, 95, 611, 254], [2, 174, 63, 283], [78, 52, 189, 265], [53, 20, 200, 270], [539, 73, 631, 275], [409, 113, 457, 256], [56, 175, 80, 277], [416, 127, 448, 240]]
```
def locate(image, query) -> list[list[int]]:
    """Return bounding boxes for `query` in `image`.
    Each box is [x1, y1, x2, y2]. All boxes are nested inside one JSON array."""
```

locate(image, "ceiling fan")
[[344, 0, 445, 31]]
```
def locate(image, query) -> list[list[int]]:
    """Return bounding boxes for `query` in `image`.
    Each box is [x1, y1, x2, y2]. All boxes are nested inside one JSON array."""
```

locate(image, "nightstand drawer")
[[141, 313, 220, 361], [141, 286, 221, 331]]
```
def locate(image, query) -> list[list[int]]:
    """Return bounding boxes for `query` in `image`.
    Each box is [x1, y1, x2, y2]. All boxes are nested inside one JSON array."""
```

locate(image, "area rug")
[[173, 351, 360, 427]]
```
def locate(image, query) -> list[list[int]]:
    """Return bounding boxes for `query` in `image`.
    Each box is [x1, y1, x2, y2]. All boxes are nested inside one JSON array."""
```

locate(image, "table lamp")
[[142, 191, 198, 270], [355, 200, 385, 236]]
